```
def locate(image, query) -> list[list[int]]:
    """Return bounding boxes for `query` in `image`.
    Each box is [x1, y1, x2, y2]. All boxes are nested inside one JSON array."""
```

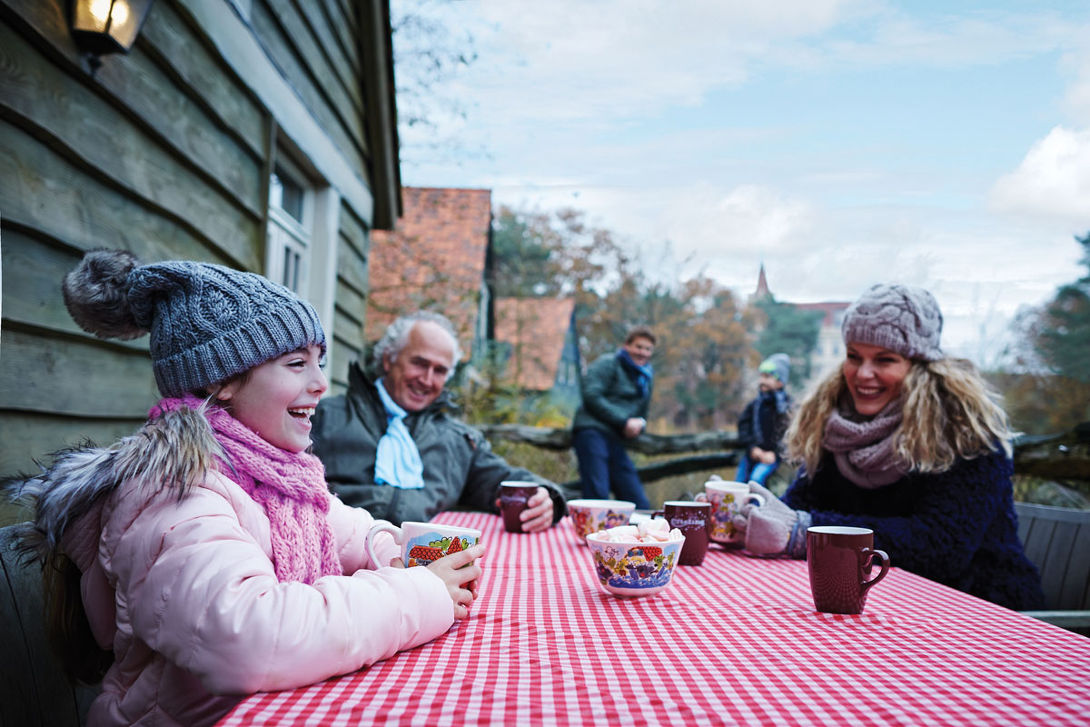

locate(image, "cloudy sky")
[[394, 0, 1090, 363]]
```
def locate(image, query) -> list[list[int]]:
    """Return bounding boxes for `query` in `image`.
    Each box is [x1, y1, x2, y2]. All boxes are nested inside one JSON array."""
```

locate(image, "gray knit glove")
[[733, 482, 811, 558]]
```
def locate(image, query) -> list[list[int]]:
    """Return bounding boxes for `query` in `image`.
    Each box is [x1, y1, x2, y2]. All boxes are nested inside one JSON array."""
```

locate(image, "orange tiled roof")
[[493, 297, 575, 391], [366, 187, 492, 357]]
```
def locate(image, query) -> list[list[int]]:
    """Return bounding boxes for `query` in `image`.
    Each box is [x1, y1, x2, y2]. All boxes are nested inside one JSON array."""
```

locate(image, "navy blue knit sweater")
[[782, 448, 1045, 611]]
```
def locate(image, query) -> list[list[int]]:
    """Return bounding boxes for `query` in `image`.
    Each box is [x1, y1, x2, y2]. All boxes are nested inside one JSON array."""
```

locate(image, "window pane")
[[290, 251, 300, 290], [269, 172, 284, 210], [270, 168, 305, 223], [282, 246, 292, 289]]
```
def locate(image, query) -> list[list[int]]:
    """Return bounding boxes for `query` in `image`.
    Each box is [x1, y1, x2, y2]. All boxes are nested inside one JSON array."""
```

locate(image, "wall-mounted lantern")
[[69, 0, 155, 73]]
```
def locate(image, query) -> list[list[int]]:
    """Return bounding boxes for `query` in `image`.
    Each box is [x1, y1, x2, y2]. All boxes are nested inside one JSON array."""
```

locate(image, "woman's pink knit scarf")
[[152, 395, 341, 584]]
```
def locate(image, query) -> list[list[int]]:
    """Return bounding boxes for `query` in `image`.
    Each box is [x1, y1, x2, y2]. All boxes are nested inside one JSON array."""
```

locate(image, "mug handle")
[[860, 548, 890, 592], [365, 520, 401, 567], [745, 493, 766, 508], [650, 510, 665, 520]]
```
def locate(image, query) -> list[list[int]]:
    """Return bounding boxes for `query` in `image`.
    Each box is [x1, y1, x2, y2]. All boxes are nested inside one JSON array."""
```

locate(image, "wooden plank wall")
[[331, 200, 370, 391], [0, 0, 380, 475], [248, 0, 376, 394]]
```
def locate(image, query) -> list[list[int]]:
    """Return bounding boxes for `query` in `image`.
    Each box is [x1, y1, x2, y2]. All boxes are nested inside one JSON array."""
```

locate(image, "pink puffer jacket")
[[36, 408, 455, 726]]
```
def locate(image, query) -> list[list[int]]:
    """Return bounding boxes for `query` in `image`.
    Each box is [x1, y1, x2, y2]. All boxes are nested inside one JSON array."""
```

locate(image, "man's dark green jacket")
[[571, 352, 653, 435]]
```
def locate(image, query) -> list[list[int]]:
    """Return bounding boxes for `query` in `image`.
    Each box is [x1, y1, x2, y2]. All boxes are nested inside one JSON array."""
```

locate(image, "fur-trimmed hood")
[[7, 403, 223, 564]]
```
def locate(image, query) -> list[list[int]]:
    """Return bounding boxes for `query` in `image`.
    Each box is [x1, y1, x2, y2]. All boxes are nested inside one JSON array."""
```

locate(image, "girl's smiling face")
[[214, 344, 327, 452], [842, 342, 912, 417]]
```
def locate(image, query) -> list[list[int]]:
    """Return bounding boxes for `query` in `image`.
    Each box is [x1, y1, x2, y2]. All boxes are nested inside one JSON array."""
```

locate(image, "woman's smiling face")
[[842, 342, 912, 417]]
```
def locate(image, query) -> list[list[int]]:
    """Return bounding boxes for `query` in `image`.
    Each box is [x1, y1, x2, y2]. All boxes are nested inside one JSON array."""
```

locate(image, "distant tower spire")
[[754, 263, 772, 299]]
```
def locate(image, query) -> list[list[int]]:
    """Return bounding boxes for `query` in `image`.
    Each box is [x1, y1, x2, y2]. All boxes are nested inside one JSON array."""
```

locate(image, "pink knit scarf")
[[152, 395, 341, 584]]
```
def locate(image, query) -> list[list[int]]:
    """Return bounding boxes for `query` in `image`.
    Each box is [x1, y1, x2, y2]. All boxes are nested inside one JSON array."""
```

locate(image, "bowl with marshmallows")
[[585, 519, 686, 598]]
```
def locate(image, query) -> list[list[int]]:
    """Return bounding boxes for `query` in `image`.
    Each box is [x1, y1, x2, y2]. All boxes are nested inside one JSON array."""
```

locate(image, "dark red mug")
[[499, 481, 539, 533], [807, 526, 890, 614], [651, 500, 711, 566]]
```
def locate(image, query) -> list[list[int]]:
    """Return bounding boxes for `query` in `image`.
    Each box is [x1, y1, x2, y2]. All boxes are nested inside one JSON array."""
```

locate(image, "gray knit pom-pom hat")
[[758, 353, 791, 385], [840, 283, 944, 362], [62, 248, 326, 396]]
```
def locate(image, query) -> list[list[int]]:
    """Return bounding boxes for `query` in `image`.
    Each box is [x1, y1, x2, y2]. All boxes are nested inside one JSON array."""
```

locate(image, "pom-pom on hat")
[[840, 283, 943, 362], [62, 248, 326, 397], [758, 353, 791, 385]]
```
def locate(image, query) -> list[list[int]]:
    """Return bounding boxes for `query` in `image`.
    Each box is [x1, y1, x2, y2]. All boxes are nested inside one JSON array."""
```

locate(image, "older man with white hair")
[[312, 311, 565, 530]]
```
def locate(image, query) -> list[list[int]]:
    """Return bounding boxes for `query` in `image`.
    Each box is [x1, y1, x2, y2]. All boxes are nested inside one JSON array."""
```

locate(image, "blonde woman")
[[735, 284, 1044, 610]]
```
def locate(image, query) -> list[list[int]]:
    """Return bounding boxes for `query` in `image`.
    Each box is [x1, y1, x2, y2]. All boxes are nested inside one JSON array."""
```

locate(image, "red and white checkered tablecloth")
[[219, 511, 1090, 726]]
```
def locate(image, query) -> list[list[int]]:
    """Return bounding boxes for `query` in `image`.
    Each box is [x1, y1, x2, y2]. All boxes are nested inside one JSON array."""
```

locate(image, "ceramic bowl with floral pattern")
[[585, 526, 685, 597]]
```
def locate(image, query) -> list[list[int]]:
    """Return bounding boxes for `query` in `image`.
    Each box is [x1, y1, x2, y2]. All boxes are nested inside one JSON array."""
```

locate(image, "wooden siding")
[[250, 0, 369, 176], [356, 0, 399, 228], [329, 200, 370, 393], [0, 0, 389, 475]]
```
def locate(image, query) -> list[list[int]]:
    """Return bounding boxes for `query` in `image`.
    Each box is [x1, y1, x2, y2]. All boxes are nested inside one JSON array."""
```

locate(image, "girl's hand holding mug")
[[428, 544, 486, 619], [364, 520, 485, 619]]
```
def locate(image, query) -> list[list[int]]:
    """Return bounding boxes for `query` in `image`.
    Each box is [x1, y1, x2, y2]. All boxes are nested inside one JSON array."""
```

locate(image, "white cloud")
[[989, 126, 1090, 225], [675, 184, 813, 254], [421, 2, 1089, 129], [823, 12, 1084, 68], [441, 0, 870, 122]]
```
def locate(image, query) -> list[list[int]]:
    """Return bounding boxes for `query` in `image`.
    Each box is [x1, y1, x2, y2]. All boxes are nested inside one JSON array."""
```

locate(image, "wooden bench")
[[1, 523, 99, 726], [1014, 502, 1090, 632]]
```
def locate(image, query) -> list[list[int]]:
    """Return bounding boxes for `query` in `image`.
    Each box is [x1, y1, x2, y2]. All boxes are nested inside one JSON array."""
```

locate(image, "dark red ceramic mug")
[[651, 500, 711, 566], [499, 481, 539, 533], [807, 526, 890, 614]]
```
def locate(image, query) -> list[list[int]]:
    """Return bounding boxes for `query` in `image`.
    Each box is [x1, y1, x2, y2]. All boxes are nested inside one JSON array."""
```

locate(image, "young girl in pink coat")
[[8, 249, 484, 726]]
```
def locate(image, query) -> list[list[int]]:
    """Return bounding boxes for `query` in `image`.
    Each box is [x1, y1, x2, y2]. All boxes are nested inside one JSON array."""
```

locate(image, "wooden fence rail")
[[478, 422, 1090, 486]]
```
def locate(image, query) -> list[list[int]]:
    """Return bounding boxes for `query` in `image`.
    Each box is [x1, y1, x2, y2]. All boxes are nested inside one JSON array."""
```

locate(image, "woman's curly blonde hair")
[[786, 357, 1014, 477]]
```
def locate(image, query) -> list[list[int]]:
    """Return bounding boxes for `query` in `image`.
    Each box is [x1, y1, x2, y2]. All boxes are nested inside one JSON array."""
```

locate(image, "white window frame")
[[267, 158, 312, 295]]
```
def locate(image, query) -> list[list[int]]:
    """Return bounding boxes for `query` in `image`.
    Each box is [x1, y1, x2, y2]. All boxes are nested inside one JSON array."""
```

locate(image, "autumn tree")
[[491, 207, 559, 297], [1032, 231, 1090, 383], [751, 296, 823, 382], [391, 0, 479, 165], [490, 205, 766, 432], [998, 231, 1090, 434], [491, 206, 626, 301], [472, 207, 629, 423], [491, 205, 639, 365], [486, 203, 772, 432], [651, 277, 755, 431]]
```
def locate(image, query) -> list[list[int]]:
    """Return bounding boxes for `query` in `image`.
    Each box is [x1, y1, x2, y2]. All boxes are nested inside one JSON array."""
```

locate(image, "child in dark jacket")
[[736, 353, 793, 485]]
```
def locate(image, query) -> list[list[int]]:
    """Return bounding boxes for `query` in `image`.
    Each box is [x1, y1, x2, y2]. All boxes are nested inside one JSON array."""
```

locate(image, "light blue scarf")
[[374, 377, 425, 489]]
